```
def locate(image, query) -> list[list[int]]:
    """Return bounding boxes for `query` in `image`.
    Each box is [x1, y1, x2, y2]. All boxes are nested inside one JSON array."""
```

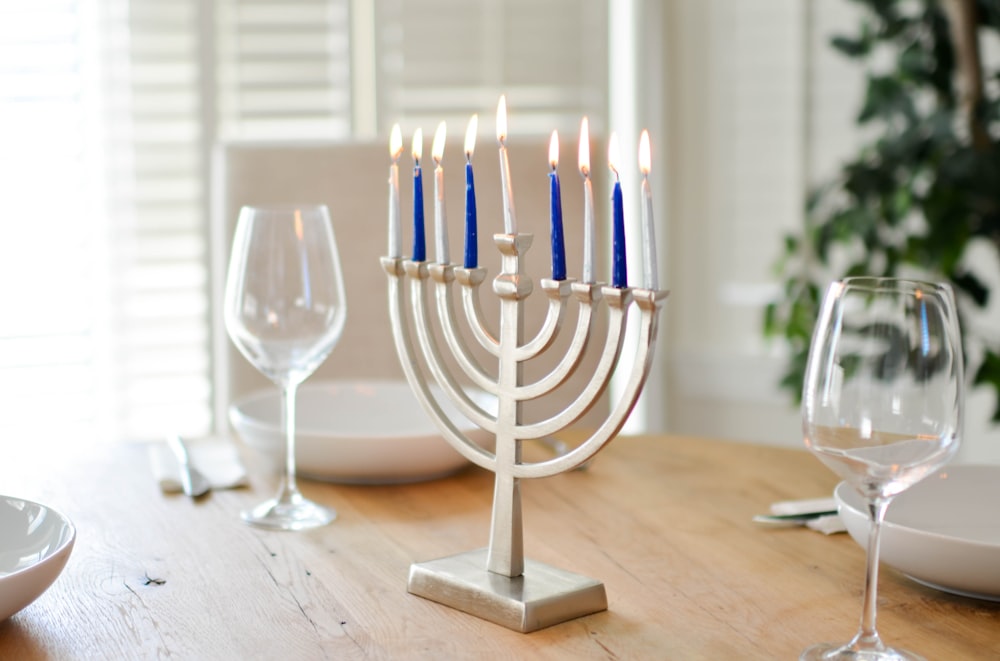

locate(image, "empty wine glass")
[[224, 204, 347, 530], [801, 277, 962, 660]]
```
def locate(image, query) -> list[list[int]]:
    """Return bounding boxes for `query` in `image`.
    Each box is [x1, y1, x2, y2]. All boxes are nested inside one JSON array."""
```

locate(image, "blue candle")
[[411, 128, 426, 262], [548, 130, 566, 281], [609, 133, 627, 288], [463, 114, 478, 268], [611, 180, 626, 287]]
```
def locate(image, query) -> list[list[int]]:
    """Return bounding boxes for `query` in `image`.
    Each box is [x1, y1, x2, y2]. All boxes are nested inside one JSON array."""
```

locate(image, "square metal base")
[[407, 548, 608, 632]]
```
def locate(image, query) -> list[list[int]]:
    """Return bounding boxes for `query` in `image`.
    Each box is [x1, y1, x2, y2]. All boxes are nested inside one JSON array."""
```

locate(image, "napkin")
[[769, 496, 837, 517], [149, 436, 249, 493], [803, 514, 847, 535]]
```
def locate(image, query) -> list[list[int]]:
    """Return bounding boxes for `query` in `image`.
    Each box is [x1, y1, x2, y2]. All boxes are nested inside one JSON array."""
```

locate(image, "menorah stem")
[[487, 233, 532, 577], [487, 471, 523, 577], [488, 307, 524, 576]]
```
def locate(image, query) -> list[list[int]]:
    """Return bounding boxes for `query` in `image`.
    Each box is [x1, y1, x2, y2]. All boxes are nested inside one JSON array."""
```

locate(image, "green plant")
[[765, 0, 1000, 417]]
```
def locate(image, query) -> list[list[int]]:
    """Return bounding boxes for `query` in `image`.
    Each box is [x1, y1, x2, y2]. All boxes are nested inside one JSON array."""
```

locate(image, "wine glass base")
[[800, 642, 926, 661], [241, 496, 337, 531]]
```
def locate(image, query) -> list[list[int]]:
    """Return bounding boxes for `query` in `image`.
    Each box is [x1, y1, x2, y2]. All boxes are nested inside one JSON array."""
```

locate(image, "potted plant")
[[765, 0, 1000, 418]]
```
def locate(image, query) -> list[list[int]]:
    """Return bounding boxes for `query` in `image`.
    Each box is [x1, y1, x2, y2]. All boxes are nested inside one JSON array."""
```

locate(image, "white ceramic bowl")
[[0, 496, 76, 621], [230, 379, 494, 484], [835, 464, 1000, 601]]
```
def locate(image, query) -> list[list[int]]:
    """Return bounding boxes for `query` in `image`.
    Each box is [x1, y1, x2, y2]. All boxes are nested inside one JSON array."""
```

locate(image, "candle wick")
[[466, 153, 472, 164]]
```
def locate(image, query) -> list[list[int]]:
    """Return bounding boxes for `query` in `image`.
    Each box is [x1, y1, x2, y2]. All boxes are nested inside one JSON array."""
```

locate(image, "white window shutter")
[[375, 0, 607, 136], [215, 0, 353, 140], [0, 0, 214, 442], [104, 0, 213, 440], [0, 0, 610, 443]]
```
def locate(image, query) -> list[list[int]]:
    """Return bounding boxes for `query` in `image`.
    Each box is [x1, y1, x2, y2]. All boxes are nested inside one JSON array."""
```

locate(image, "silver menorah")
[[381, 229, 667, 632]]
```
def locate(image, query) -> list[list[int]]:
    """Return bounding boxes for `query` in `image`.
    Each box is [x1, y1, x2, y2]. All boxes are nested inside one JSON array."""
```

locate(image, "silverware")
[[166, 435, 210, 498], [752, 511, 838, 527]]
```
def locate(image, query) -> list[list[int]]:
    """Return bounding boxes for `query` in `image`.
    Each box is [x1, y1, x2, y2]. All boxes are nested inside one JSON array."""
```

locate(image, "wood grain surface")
[[1, 433, 997, 660]]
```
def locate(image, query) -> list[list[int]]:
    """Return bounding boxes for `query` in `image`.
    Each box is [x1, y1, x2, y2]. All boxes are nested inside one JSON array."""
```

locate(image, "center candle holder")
[[381, 229, 668, 632]]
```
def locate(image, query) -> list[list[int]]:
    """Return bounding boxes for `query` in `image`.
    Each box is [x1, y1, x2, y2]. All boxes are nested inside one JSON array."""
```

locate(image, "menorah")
[[381, 226, 668, 632]]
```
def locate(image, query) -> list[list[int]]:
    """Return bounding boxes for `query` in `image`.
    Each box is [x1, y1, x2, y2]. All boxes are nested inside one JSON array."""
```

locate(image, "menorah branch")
[[382, 257, 496, 472], [514, 278, 572, 361], [409, 263, 497, 434], [514, 286, 630, 440], [430, 264, 495, 393], [513, 289, 669, 480], [516, 282, 598, 401], [456, 267, 499, 354]]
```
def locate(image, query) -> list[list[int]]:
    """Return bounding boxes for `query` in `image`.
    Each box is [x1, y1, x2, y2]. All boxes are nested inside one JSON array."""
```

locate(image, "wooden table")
[[1, 433, 997, 660]]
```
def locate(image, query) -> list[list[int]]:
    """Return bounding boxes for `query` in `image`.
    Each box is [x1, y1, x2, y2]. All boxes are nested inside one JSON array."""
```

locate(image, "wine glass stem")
[[280, 382, 301, 501], [855, 498, 891, 650]]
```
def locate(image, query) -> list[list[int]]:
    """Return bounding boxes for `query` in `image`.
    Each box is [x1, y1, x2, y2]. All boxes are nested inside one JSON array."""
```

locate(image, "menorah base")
[[407, 548, 608, 632]]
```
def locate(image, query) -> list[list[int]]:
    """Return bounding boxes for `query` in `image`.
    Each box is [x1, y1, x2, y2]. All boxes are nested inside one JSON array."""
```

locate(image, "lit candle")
[[387, 124, 403, 258], [608, 132, 627, 288], [411, 128, 426, 262], [464, 114, 478, 268], [638, 130, 658, 290], [496, 95, 517, 234], [578, 117, 596, 284], [548, 130, 566, 281], [432, 121, 449, 264]]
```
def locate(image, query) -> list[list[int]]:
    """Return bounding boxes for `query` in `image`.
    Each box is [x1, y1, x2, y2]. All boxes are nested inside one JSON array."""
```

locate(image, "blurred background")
[[3, 0, 998, 462]]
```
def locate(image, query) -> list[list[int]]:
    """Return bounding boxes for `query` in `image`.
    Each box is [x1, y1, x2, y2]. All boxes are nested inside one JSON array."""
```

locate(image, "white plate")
[[229, 379, 494, 484], [835, 465, 1000, 601], [0, 496, 76, 621]]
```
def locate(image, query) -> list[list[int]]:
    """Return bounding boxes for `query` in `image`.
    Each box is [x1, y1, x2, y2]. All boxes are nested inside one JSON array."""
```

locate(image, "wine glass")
[[224, 204, 347, 530], [801, 277, 962, 661]]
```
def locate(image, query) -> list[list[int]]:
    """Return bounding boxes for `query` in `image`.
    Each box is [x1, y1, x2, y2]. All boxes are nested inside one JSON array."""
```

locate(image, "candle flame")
[[496, 95, 507, 145], [294, 209, 304, 241], [464, 114, 478, 160], [578, 117, 590, 176], [411, 128, 423, 164], [549, 130, 559, 169], [608, 132, 621, 180], [432, 121, 446, 164], [638, 130, 651, 175], [389, 123, 403, 161]]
